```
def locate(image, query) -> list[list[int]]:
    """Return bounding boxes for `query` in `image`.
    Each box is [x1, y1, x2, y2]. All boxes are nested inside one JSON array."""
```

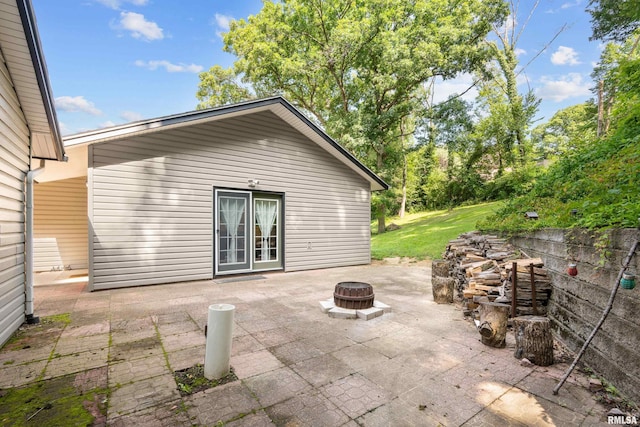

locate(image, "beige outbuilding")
[[37, 97, 387, 291]]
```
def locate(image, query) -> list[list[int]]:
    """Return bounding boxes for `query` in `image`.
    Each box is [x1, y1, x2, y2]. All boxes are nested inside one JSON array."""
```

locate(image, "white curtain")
[[220, 198, 245, 263], [255, 200, 277, 261]]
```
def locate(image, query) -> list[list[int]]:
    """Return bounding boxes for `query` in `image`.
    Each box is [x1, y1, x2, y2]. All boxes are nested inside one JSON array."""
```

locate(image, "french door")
[[215, 190, 282, 275]]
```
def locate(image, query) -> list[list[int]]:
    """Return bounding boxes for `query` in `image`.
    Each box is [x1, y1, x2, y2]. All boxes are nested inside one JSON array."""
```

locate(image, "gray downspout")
[[25, 159, 45, 324]]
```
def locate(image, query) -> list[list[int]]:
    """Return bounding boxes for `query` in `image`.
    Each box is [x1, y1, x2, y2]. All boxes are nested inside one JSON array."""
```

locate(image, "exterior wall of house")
[[34, 176, 88, 271], [0, 49, 29, 346], [88, 110, 372, 290]]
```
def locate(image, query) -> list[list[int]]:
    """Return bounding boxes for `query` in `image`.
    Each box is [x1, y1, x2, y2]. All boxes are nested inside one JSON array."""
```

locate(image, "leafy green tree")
[[429, 97, 476, 176], [591, 30, 640, 136], [479, 0, 640, 232], [473, 77, 517, 175], [484, 3, 553, 166], [222, 0, 507, 232], [588, 0, 640, 43], [530, 103, 597, 159], [414, 95, 495, 208], [196, 65, 253, 109], [405, 141, 436, 212]]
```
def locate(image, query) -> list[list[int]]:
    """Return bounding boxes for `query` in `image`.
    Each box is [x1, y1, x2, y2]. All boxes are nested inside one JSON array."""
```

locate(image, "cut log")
[[460, 259, 495, 271], [463, 253, 487, 261], [473, 278, 502, 286], [502, 258, 544, 268], [474, 284, 502, 292], [512, 265, 548, 276], [478, 302, 510, 348], [432, 276, 454, 304], [463, 289, 486, 298], [513, 316, 554, 366], [486, 252, 511, 260], [432, 259, 451, 278], [474, 272, 501, 280], [506, 274, 551, 285]]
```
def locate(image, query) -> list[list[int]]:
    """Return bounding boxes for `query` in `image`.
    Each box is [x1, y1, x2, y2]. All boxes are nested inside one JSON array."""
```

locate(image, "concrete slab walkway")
[[1, 261, 613, 426]]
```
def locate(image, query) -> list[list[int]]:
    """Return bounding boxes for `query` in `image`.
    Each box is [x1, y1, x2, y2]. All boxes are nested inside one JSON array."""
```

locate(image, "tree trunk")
[[398, 154, 406, 218], [478, 302, 510, 348], [597, 80, 604, 137], [604, 87, 615, 135], [513, 316, 554, 366], [377, 204, 386, 235], [376, 151, 386, 234]]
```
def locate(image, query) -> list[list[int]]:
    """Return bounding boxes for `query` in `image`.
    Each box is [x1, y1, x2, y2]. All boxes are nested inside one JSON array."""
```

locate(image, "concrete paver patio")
[[0, 261, 613, 426]]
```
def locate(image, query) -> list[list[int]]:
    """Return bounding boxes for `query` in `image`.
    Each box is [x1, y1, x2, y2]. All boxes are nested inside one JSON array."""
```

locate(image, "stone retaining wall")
[[509, 228, 640, 403]]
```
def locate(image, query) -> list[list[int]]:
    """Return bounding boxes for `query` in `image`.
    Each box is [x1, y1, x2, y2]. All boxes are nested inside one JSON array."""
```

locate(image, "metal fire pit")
[[334, 282, 374, 309]]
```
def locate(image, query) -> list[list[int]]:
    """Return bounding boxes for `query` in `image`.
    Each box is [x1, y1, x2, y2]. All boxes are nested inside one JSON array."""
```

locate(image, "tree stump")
[[431, 259, 453, 304], [432, 259, 450, 278], [513, 316, 554, 366], [432, 276, 454, 304], [478, 302, 510, 348]]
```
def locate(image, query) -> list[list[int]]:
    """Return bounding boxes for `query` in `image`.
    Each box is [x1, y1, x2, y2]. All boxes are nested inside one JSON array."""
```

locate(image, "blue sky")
[[32, 0, 602, 136]]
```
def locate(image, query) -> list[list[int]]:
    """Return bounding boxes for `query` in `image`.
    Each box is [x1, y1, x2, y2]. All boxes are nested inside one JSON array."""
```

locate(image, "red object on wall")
[[568, 263, 578, 276]]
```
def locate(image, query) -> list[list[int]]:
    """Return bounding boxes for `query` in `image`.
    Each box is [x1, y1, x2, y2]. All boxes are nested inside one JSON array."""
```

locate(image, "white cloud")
[[135, 59, 204, 73], [95, 0, 148, 10], [119, 11, 163, 41], [545, 0, 582, 13], [55, 96, 102, 115], [58, 122, 72, 136], [561, 0, 582, 10], [100, 121, 117, 128], [432, 74, 478, 104], [536, 73, 592, 102], [551, 46, 581, 66], [214, 13, 234, 38], [120, 110, 144, 122], [215, 13, 233, 31], [514, 48, 527, 57]]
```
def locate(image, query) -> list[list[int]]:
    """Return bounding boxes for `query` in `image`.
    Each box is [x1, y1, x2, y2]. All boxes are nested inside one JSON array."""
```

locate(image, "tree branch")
[[516, 23, 567, 76]]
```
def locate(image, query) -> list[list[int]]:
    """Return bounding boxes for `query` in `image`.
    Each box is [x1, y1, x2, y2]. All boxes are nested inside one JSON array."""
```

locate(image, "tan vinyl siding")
[[33, 176, 88, 271], [89, 110, 371, 290], [0, 47, 28, 346]]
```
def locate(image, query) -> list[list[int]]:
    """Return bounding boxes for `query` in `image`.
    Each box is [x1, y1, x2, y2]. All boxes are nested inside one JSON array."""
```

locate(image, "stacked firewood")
[[443, 231, 552, 316], [504, 260, 552, 315]]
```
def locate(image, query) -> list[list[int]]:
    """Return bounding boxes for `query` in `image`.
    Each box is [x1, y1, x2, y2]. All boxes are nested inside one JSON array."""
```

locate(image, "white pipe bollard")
[[204, 304, 235, 380]]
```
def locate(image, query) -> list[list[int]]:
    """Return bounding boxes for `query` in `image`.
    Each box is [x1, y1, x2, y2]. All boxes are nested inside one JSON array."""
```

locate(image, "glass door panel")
[[216, 191, 251, 273], [253, 195, 282, 270], [254, 199, 279, 262]]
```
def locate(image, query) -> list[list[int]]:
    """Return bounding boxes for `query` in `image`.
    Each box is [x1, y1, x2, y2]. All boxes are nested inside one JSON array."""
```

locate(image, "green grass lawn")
[[371, 201, 502, 260]]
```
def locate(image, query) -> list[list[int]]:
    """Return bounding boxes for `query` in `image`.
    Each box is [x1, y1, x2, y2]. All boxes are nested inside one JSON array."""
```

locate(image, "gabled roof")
[[64, 96, 388, 191], [0, 0, 65, 161]]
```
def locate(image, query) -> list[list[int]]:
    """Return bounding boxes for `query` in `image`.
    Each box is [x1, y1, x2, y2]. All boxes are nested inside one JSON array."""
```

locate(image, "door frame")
[[214, 189, 252, 275], [213, 187, 285, 276]]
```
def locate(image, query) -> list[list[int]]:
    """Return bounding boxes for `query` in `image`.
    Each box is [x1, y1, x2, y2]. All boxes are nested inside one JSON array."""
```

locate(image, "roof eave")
[[273, 100, 388, 191], [63, 96, 388, 191], [16, 0, 65, 161]]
